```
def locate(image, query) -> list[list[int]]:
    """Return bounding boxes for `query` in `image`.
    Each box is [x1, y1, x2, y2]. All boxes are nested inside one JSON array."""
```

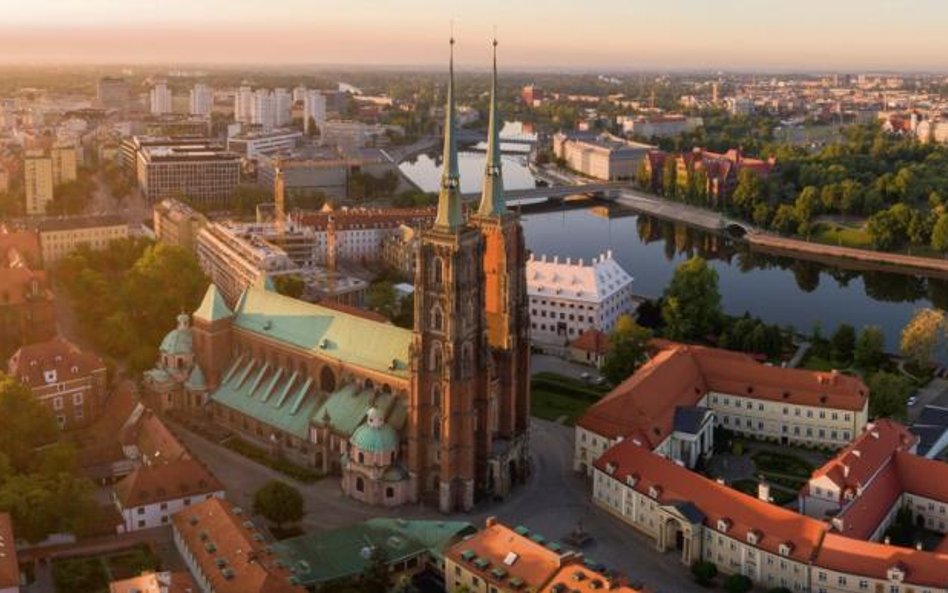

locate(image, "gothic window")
[[356, 477, 365, 493], [461, 342, 474, 377], [429, 342, 443, 372], [320, 366, 336, 393], [431, 384, 442, 408], [432, 415, 441, 441], [430, 256, 444, 286], [430, 305, 444, 332]]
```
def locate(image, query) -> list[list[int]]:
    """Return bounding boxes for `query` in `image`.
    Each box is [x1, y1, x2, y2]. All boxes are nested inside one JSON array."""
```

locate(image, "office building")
[[35, 214, 129, 264], [136, 141, 240, 205], [552, 132, 655, 180], [189, 83, 212, 116], [303, 90, 327, 134], [50, 144, 77, 185], [226, 128, 302, 158], [23, 150, 54, 215], [274, 88, 292, 127], [234, 84, 254, 124], [618, 114, 703, 138], [150, 80, 173, 115], [526, 251, 636, 347], [8, 338, 107, 430], [153, 198, 208, 254]]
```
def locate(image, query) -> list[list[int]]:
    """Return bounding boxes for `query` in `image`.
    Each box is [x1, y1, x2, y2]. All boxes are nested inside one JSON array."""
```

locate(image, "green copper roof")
[[350, 422, 398, 453], [271, 519, 475, 586], [159, 327, 192, 355], [478, 39, 506, 217], [233, 285, 411, 378], [193, 284, 233, 323], [185, 365, 206, 391], [313, 386, 406, 437], [434, 38, 463, 231]]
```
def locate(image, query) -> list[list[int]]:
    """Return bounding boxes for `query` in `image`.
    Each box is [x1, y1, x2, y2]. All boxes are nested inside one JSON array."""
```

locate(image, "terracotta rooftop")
[[540, 564, 644, 593], [0, 513, 18, 590], [570, 328, 610, 355], [9, 337, 105, 386], [446, 518, 575, 591], [594, 440, 829, 564], [815, 533, 948, 588], [579, 342, 869, 446], [120, 407, 190, 464], [109, 570, 197, 593], [113, 458, 223, 508], [171, 498, 304, 593], [299, 206, 434, 231]]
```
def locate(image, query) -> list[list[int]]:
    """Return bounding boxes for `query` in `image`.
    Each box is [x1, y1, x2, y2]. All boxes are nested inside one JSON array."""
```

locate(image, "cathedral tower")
[[409, 38, 489, 513], [469, 39, 532, 495]]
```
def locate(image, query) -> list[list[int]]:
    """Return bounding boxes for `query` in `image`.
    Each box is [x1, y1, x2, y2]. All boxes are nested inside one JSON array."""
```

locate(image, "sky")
[[1, 0, 946, 71]]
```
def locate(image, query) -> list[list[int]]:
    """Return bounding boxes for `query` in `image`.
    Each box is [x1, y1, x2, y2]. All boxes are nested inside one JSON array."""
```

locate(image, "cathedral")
[[145, 39, 531, 513]]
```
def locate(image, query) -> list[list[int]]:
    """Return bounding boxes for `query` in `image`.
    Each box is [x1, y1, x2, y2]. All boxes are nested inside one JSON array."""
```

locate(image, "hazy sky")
[[2, 0, 946, 71]]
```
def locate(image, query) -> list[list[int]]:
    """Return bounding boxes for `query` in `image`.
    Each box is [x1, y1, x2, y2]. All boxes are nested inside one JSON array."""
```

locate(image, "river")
[[398, 145, 948, 350]]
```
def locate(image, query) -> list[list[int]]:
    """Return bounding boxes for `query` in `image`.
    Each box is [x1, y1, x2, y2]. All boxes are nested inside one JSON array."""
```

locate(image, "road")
[[172, 417, 705, 593]]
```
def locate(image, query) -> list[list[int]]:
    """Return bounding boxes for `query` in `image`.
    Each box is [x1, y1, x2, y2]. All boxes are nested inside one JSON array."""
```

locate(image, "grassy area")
[[223, 437, 323, 484], [530, 372, 609, 425], [810, 222, 874, 249], [751, 451, 815, 478]]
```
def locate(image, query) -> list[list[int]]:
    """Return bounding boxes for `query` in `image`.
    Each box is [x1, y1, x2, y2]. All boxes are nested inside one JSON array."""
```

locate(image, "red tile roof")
[[570, 328, 610, 355], [109, 570, 197, 593], [834, 460, 902, 540], [579, 343, 868, 446], [815, 533, 948, 588], [113, 458, 223, 508], [9, 337, 105, 385], [0, 513, 18, 590], [299, 207, 434, 231], [120, 408, 190, 464], [171, 498, 303, 593], [594, 440, 829, 564], [0, 267, 49, 305], [540, 564, 644, 593]]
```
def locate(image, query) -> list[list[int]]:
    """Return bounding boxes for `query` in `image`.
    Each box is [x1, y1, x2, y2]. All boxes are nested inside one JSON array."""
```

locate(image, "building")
[[271, 518, 474, 589], [23, 150, 53, 215], [643, 148, 776, 203], [299, 205, 435, 265], [0, 513, 18, 593], [552, 132, 655, 180], [320, 121, 396, 150], [150, 81, 173, 115], [135, 140, 240, 205], [568, 328, 610, 368], [8, 338, 107, 430], [526, 251, 635, 347], [109, 571, 197, 593], [113, 458, 224, 532], [274, 88, 292, 127], [35, 214, 129, 264], [146, 40, 531, 513], [521, 84, 544, 107], [618, 114, 703, 138], [226, 128, 302, 158], [97, 77, 130, 109], [172, 498, 304, 593], [153, 198, 208, 254], [50, 144, 77, 185], [256, 147, 404, 201], [234, 85, 253, 124], [189, 83, 212, 116], [575, 342, 869, 475], [0, 232, 55, 357], [303, 90, 327, 134]]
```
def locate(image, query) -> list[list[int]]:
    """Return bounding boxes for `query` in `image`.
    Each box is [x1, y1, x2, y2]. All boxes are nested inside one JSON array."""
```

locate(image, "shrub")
[[691, 560, 718, 587], [724, 573, 753, 593]]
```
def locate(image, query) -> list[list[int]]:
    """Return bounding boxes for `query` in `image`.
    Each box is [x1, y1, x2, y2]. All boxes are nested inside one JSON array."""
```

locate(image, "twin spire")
[[433, 37, 505, 231]]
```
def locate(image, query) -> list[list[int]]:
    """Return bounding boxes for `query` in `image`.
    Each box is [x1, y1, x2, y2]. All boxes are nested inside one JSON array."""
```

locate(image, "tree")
[[273, 275, 305, 299], [899, 308, 945, 369], [252, 480, 304, 530], [724, 574, 753, 593], [867, 371, 913, 420], [367, 281, 398, 320], [830, 323, 856, 364], [662, 156, 678, 199], [854, 326, 886, 370], [0, 374, 59, 472], [360, 545, 392, 593], [932, 212, 948, 255], [690, 560, 718, 587], [732, 169, 762, 214], [662, 257, 722, 341], [601, 315, 653, 385], [635, 160, 651, 191], [770, 204, 799, 235], [794, 186, 821, 236]]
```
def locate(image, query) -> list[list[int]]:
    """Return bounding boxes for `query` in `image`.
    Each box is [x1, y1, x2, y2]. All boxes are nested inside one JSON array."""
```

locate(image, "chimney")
[[884, 536, 891, 545], [485, 516, 497, 528], [758, 481, 771, 503]]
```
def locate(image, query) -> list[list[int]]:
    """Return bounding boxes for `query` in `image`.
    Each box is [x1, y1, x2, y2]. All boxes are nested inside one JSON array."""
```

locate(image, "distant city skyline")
[[2, 0, 948, 71]]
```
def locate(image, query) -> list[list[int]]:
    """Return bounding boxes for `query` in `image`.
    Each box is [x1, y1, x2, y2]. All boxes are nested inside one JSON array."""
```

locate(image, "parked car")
[[907, 395, 918, 407]]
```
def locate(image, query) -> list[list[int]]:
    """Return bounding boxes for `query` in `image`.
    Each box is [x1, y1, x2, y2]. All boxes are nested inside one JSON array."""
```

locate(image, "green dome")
[[159, 328, 192, 355], [350, 408, 398, 454], [185, 365, 206, 391]]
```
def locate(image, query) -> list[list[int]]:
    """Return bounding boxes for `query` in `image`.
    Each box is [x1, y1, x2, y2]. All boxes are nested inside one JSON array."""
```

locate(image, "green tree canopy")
[[830, 323, 856, 364], [854, 326, 886, 370], [601, 315, 653, 385], [0, 374, 59, 472], [867, 371, 913, 420], [899, 308, 945, 369], [661, 257, 722, 341], [253, 480, 304, 529]]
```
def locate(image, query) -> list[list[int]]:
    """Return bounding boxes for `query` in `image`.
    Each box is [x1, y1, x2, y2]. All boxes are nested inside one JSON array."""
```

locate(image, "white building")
[[150, 81, 172, 115], [112, 458, 224, 533], [618, 115, 703, 138], [226, 128, 302, 159], [274, 88, 292, 127], [303, 90, 327, 134], [552, 132, 655, 180], [526, 250, 636, 346], [189, 83, 212, 116], [234, 85, 254, 124], [252, 89, 275, 132]]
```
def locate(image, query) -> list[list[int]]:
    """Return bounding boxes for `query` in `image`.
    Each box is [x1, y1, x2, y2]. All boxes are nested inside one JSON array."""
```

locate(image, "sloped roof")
[[9, 337, 105, 385], [540, 564, 644, 593], [595, 440, 828, 564], [186, 365, 206, 391], [570, 328, 610, 355], [114, 458, 223, 508], [233, 285, 411, 378], [193, 284, 232, 323], [815, 533, 948, 589], [272, 518, 473, 586], [109, 570, 197, 593]]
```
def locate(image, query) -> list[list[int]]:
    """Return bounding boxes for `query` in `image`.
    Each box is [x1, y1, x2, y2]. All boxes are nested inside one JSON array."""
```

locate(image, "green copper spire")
[[478, 38, 506, 217], [434, 36, 463, 230]]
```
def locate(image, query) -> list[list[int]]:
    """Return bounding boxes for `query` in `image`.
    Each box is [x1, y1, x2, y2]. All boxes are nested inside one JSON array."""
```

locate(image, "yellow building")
[[50, 144, 78, 185], [36, 214, 129, 265], [24, 151, 54, 215]]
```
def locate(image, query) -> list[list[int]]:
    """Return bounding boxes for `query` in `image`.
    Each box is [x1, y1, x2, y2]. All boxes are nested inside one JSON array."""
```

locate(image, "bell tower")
[[408, 37, 489, 513], [469, 38, 532, 495]]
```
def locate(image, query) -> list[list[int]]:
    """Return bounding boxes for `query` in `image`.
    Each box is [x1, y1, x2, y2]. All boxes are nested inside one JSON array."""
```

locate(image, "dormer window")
[[604, 462, 616, 476], [717, 518, 731, 533], [886, 566, 905, 582], [625, 474, 638, 487], [648, 485, 661, 498], [747, 530, 760, 545], [778, 542, 794, 557]]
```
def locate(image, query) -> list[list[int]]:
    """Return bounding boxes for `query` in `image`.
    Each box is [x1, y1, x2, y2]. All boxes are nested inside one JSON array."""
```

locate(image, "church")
[[145, 39, 531, 513]]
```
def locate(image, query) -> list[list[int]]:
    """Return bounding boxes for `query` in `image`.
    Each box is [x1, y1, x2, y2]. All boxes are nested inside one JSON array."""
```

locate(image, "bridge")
[[456, 129, 538, 146], [459, 182, 630, 202]]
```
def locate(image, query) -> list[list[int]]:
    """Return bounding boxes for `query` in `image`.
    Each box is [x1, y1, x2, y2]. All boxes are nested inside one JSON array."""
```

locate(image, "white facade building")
[[150, 81, 172, 115], [189, 83, 212, 116], [274, 88, 292, 127], [526, 250, 636, 346], [226, 129, 302, 158], [252, 89, 275, 132], [234, 85, 254, 124], [303, 90, 327, 134]]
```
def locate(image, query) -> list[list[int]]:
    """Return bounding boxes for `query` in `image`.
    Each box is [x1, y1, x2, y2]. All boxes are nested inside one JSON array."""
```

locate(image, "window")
[[356, 477, 365, 493], [137, 508, 145, 515], [53, 397, 63, 410]]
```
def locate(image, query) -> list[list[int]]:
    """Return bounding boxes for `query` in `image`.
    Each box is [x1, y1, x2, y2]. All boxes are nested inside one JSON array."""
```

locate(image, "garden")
[[530, 372, 610, 425]]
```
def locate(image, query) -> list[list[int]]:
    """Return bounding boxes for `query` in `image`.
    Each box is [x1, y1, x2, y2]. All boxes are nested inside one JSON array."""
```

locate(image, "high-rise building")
[[24, 151, 54, 215], [97, 76, 129, 109], [50, 144, 77, 186], [234, 85, 254, 124], [189, 83, 212, 116], [303, 90, 327, 134], [150, 80, 172, 115], [135, 139, 240, 205], [274, 88, 292, 127], [252, 89, 276, 132]]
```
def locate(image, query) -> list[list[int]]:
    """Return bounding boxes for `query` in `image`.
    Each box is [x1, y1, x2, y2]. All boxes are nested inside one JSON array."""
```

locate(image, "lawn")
[[751, 450, 815, 479], [530, 372, 609, 425], [223, 437, 323, 483], [810, 222, 873, 249]]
